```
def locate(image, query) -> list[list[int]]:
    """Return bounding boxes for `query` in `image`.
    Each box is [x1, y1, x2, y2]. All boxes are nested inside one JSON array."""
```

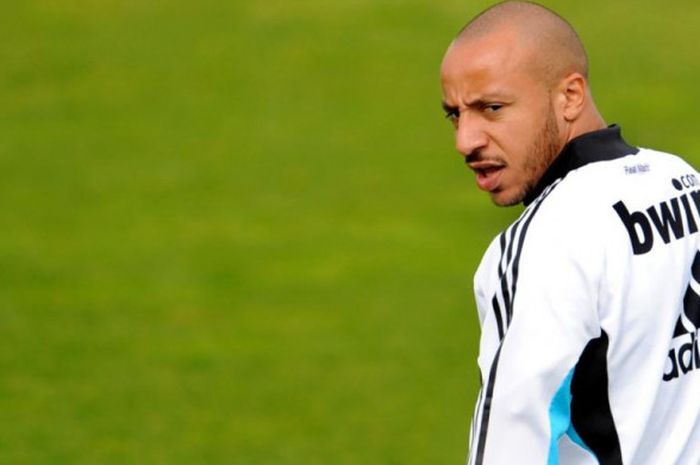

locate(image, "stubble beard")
[[497, 102, 562, 207]]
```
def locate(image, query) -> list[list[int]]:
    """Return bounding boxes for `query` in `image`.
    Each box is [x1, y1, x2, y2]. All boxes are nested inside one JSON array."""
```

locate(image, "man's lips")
[[467, 161, 506, 192]]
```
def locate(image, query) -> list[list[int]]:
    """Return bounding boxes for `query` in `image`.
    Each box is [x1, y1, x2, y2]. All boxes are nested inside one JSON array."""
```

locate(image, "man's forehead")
[[442, 30, 525, 76], [440, 29, 539, 99]]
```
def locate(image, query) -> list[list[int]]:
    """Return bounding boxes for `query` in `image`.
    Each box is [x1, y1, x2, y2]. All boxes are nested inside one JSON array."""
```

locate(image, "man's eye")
[[484, 104, 503, 113], [444, 110, 459, 121]]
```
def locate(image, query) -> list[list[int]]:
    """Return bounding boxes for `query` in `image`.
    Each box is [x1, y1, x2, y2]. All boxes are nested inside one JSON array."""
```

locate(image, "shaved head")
[[454, 1, 588, 86]]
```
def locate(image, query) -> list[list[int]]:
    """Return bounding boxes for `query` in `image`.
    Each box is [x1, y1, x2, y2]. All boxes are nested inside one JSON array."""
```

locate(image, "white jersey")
[[468, 126, 700, 465]]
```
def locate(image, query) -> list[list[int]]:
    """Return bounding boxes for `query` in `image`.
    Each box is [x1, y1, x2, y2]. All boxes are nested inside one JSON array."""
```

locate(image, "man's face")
[[440, 32, 564, 206]]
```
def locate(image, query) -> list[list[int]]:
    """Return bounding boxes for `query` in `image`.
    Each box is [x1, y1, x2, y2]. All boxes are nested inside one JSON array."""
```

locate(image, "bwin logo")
[[663, 252, 700, 382], [613, 188, 700, 255]]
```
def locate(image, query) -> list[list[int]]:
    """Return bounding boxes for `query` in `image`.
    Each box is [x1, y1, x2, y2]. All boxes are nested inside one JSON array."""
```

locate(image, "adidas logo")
[[663, 252, 700, 382]]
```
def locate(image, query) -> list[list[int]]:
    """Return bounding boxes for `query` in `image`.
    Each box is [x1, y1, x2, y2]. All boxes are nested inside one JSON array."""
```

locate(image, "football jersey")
[[468, 125, 700, 465]]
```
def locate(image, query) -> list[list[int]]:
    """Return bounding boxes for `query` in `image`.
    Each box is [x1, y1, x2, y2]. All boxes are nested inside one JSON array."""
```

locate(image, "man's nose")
[[455, 116, 488, 156]]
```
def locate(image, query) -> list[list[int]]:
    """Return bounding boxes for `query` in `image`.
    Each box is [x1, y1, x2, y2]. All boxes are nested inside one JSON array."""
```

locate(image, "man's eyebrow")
[[442, 96, 508, 113], [466, 98, 488, 108], [465, 95, 509, 106], [442, 101, 458, 113]]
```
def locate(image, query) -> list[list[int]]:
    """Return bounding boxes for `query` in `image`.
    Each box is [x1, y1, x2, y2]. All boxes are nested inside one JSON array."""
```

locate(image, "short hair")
[[456, 1, 588, 82]]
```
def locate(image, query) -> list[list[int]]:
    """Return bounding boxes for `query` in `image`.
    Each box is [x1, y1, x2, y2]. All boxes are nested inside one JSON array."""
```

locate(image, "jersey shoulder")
[[516, 148, 698, 262], [530, 148, 697, 230]]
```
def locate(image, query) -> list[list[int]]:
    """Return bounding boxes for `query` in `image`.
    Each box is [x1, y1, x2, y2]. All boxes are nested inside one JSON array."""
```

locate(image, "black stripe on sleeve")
[[499, 217, 522, 323], [473, 345, 502, 465], [507, 181, 560, 323], [469, 388, 486, 465], [472, 182, 561, 465], [492, 213, 527, 340], [570, 330, 623, 465], [497, 232, 507, 278], [504, 217, 520, 272], [491, 295, 505, 341]]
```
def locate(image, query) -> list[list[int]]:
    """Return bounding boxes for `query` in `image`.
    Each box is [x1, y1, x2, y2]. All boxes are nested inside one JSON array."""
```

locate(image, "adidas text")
[[663, 331, 700, 382]]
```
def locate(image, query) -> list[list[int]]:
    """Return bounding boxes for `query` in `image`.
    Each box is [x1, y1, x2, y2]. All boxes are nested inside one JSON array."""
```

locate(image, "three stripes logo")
[[487, 180, 562, 342], [663, 252, 700, 382], [468, 181, 561, 465]]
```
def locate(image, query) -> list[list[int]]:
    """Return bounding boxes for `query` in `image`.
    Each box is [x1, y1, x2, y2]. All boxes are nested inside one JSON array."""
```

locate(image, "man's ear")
[[558, 73, 586, 122]]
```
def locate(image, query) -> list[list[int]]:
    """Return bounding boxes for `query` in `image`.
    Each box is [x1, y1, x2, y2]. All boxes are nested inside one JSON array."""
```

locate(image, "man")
[[440, 2, 700, 465]]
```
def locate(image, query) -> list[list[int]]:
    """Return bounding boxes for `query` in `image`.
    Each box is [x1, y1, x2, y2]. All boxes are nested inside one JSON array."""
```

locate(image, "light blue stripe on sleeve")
[[547, 369, 599, 465], [547, 369, 575, 465]]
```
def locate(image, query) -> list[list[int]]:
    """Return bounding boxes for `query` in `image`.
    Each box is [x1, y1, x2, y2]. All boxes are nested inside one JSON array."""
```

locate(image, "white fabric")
[[468, 148, 700, 465]]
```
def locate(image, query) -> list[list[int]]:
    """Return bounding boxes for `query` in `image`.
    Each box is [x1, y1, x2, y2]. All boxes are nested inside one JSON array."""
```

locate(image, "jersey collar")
[[523, 124, 639, 206]]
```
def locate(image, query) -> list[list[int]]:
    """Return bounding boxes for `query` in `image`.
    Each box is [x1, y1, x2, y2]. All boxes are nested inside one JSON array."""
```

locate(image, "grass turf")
[[2, 1, 700, 463]]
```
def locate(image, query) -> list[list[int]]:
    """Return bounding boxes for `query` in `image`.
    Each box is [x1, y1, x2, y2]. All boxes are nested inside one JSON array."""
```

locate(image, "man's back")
[[471, 127, 700, 464]]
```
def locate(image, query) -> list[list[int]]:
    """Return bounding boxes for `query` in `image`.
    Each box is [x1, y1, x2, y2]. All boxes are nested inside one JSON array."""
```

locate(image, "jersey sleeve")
[[469, 201, 604, 465]]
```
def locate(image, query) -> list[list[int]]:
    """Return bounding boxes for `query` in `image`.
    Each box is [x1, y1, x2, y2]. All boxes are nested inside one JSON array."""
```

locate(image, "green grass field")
[[2, 1, 700, 464]]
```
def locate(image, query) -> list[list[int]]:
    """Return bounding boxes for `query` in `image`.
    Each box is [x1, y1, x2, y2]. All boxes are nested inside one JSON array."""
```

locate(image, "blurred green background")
[[2, 1, 700, 464]]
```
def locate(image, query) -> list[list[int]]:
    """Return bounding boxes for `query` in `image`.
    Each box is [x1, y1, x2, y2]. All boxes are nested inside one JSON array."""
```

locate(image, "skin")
[[440, 15, 606, 206]]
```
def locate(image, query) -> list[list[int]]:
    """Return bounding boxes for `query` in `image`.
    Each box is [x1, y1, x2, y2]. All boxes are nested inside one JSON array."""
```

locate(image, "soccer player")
[[440, 2, 700, 464]]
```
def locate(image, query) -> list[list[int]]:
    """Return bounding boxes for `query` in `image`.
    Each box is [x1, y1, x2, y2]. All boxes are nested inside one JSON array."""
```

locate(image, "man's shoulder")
[[519, 147, 698, 250], [536, 147, 696, 213], [477, 148, 698, 271]]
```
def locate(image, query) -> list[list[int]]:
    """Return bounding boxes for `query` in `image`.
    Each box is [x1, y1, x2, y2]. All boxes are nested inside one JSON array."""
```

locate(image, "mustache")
[[465, 152, 504, 165]]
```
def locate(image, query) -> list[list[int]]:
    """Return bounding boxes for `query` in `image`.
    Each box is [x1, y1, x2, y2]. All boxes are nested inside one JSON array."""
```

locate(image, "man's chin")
[[489, 189, 525, 207]]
